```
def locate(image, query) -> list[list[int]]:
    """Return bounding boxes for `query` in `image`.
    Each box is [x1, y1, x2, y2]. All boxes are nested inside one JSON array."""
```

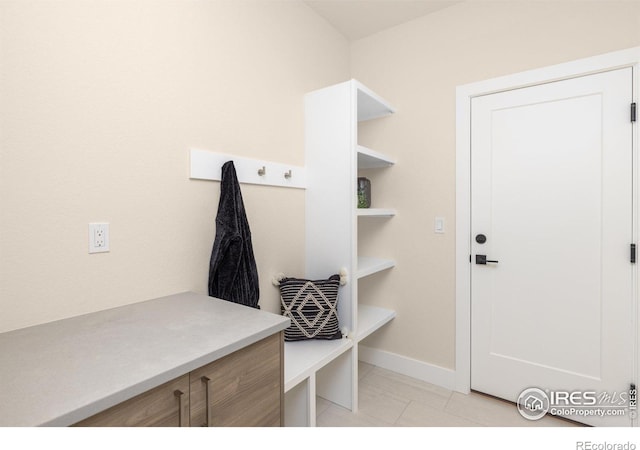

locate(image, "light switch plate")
[[435, 217, 445, 234]]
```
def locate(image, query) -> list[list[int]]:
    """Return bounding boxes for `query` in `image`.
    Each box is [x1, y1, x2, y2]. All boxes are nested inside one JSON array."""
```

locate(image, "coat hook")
[[284, 169, 292, 179], [257, 166, 266, 176]]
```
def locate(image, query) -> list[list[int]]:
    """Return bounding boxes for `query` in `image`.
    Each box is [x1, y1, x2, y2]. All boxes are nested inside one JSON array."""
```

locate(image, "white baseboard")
[[358, 345, 456, 391]]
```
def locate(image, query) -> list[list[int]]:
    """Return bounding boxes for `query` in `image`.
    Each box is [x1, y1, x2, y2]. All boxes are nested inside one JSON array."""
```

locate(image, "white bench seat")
[[283, 338, 354, 426], [284, 338, 353, 392]]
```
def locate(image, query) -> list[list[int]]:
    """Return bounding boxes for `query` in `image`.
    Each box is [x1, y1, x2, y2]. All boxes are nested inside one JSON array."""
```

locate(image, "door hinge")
[[631, 244, 636, 264], [632, 103, 637, 122]]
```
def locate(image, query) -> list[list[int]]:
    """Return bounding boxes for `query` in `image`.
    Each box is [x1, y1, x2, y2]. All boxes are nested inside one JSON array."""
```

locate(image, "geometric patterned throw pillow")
[[278, 274, 342, 341]]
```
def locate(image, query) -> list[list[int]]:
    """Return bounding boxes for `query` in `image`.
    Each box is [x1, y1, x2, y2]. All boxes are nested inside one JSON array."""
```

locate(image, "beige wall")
[[352, 1, 640, 369], [4, 0, 640, 370], [0, 0, 349, 332]]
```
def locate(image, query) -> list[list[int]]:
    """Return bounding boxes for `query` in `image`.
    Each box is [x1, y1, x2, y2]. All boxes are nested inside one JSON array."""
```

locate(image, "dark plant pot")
[[357, 177, 371, 208]]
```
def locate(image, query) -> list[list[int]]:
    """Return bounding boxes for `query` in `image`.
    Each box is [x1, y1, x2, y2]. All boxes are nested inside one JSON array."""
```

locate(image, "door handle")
[[201, 376, 212, 427], [174, 390, 185, 427], [476, 255, 499, 265]]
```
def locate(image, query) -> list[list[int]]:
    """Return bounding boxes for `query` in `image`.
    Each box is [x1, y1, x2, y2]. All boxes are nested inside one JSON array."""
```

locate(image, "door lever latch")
[[476, 254, 499, 265]]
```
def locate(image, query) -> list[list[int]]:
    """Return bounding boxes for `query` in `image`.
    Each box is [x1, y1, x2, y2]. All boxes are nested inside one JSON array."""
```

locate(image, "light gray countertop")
[[0, 292, 289, 427]]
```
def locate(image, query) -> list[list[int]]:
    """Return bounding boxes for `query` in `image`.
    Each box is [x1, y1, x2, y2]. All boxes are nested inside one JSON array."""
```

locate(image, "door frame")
[[455, 47, 640, 415]]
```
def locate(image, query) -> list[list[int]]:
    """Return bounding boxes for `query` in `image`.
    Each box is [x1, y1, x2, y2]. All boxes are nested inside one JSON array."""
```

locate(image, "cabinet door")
[[74, 375, 190, 427], [190, 332, 283, 427]]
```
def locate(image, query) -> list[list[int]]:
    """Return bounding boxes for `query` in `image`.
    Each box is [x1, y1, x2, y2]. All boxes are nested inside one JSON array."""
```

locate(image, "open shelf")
[[356, 208, 396, 217], [355, 81, 396, 121], [357, 145, 395, 169], [283, 338, 353, 393], [356, 304, 396, 342], [356, 256, 396, 279]]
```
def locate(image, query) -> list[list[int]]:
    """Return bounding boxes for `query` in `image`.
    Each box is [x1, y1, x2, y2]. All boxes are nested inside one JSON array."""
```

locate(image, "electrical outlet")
[[89, 223, 110, 253]]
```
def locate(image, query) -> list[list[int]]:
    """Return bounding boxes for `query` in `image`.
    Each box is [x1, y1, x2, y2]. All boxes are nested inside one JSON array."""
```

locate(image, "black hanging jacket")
[[208, 161, 260, 308]]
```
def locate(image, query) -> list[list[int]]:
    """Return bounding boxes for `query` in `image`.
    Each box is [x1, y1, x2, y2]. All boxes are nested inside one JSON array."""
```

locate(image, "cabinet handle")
[[201, 376, 212, 427], [174, 390, 185, 427]]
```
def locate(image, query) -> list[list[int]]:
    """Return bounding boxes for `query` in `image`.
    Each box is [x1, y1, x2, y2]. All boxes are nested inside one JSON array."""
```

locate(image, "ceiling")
[[303, 0, 463, 41]]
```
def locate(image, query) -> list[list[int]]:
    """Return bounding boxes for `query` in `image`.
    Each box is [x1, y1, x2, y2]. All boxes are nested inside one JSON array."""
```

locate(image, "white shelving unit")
[[284, 79, 396, 427], [356, 304, 397, 342], [356, 256, 396, 279], [356, 208, 396, 217], [357, 145, 395, 169]]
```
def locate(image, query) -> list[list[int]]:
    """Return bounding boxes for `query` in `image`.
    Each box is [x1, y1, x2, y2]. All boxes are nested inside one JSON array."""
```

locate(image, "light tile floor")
[[316, 362, 584, 427]]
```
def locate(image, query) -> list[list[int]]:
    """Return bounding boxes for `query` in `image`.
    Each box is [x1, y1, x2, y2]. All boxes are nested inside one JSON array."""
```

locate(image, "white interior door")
[[471, 67, 634, 426]]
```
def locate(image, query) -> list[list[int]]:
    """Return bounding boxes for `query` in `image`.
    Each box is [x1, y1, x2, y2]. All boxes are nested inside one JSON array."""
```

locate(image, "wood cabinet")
[[74, 375, 190, 427], [74, 333, 283, 427], [190, 332, 282, 427]]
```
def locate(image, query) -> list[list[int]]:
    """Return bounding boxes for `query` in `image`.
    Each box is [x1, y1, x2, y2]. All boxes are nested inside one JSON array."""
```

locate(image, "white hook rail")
[[190, 149, 306, 189]]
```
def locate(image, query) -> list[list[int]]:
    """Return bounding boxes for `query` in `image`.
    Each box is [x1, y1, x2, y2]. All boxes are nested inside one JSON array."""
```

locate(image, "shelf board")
[[283, 338, 353, 393], [357, 145, 395, 169], [356, 208, 396, 217], [357, 256, 396, 279], [356, 305, 396, 342], [355, 81, 396, 121]]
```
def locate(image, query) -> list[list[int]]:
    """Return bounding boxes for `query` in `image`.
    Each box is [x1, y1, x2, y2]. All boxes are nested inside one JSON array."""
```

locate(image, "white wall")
[[0, 0, 349, 332], [352, 0, 640, 370]]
